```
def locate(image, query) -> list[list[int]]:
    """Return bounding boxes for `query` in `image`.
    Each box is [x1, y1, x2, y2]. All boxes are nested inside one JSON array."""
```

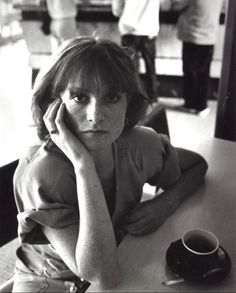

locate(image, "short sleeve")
[[17, 202, 79, 244], [14, 149, 79, 244], [147, 134, 181, 188]]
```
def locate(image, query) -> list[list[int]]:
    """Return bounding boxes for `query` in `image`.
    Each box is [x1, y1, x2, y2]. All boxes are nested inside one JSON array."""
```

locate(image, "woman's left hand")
[[122, 198, 166, 236]]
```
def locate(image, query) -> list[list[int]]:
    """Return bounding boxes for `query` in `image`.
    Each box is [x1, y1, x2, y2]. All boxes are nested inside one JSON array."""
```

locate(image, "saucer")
[[166, 239, 231, 284]]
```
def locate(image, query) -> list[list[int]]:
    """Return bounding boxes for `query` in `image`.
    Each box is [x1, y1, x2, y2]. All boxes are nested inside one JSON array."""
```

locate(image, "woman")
[[13, 36, 208, 292]]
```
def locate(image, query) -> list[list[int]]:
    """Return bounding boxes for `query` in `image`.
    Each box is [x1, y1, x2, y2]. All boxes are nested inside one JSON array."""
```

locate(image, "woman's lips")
[[82, 129, 108, 134]]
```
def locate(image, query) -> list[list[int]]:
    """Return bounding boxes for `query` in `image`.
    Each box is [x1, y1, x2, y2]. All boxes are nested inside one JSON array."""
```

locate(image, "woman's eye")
[[73, 94, 89, 104], [104, 94, 121, 103]]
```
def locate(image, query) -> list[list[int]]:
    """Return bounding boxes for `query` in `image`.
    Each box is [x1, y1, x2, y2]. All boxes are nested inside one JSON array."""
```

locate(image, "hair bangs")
[[50, 39, 138, 97], [69, 54, 126, 96]]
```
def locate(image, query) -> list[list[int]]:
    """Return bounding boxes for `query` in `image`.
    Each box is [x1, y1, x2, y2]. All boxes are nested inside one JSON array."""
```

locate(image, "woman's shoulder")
[[118, 126, 166, 150], [15, 143, 74, 189], [116, 126, 180, 187]]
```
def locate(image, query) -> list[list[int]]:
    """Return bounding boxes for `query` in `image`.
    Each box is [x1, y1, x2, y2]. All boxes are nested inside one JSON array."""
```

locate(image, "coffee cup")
[[181, 229, 220, 273]]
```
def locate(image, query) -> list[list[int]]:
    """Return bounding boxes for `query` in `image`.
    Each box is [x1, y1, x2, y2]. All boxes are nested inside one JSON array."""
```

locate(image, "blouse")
[[13, 126, 180, 278]]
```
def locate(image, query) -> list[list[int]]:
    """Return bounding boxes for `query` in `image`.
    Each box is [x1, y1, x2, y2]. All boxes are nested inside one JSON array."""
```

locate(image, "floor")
[[0, 37, 218, 167], [158, 97, 217, 146]]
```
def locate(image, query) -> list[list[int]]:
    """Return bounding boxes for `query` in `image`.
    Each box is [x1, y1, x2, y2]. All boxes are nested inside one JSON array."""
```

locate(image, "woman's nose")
[[86, 99, 104, 123]]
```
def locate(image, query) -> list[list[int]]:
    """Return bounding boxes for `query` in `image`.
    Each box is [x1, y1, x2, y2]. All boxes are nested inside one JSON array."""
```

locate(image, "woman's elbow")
[[197, 156, 208, 179], [176, 147, 208, 172], [77, 257, 120, 289], [189, 150, 208, 177], [88, 268, 121, 290]]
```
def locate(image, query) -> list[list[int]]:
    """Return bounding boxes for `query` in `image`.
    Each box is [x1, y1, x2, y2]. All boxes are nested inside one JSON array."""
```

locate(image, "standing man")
[[112, 0, 161, 103], [172, 0, 226, 114]]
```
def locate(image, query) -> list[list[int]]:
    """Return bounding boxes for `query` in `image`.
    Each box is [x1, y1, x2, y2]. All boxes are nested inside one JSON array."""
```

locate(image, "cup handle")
[[218, 246, 226, 259]]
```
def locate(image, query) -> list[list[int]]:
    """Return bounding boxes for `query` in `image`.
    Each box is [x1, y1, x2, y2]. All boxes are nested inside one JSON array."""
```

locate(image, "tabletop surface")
[[88, 136, 236, 292], [0, 238, 19, 285]]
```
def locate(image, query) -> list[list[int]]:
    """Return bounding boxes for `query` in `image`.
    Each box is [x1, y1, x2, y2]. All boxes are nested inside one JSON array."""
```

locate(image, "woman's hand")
[[43, 98, 92, 167], [122, 198, 166, 236]]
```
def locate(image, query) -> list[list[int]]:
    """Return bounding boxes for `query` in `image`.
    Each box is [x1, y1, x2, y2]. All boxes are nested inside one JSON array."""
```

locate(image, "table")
[[88, 136, 236, 292], [0, 238, 19, 286]]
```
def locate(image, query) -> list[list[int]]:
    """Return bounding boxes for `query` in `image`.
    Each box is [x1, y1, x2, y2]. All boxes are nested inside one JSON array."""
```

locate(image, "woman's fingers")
[[123, 208, 145, 224], [122, 200, 162, 235], [123, 201, 151, 224], [44, 98, 61, 120], [124, 218, 157, 236], [55, 102, 67, 134], [43, 98, 61, 134]]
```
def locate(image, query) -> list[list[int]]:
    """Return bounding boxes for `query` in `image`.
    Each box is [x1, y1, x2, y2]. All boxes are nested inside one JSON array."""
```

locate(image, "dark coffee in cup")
[[181, 230, 220, 273], [182, 230, 219, 255], [184, 235, 217, 253]]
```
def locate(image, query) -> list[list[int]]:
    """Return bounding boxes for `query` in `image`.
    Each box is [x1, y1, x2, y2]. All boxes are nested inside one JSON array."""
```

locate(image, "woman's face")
[[60, 80, 128, 152]]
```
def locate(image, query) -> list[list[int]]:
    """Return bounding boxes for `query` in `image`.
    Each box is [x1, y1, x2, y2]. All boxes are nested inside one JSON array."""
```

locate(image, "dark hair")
[[32, 36, 148, 141]]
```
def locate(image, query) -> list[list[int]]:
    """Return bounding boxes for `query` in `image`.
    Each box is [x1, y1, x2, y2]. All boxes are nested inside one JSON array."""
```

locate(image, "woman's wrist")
[[72, 156, 95, 174]]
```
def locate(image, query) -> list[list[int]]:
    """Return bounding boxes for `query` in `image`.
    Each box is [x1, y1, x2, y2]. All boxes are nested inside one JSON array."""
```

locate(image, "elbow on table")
[[191, 151, 208, 179], [94, 271, 121, 290], [76, 257, 120, 289], [184, 151, 208, 187], [199, 156, 208, 176], [84, 267, 121, 290], [176, 147, 208, 173]]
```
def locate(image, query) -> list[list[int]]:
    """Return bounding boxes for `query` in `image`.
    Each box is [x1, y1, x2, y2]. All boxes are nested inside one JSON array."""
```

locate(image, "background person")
[[112, 0, 161, 102], [12, 37, 208, 292], [171, 0, 226, 114]]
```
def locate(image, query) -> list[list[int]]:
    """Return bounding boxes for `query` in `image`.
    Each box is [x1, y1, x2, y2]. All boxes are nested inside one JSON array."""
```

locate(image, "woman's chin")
[[82, 139, 111, 153]]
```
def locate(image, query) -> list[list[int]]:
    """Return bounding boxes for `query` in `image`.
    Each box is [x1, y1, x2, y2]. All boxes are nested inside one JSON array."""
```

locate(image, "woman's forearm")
[[74, 162, 119, 287], [153, 149, 208, 222]]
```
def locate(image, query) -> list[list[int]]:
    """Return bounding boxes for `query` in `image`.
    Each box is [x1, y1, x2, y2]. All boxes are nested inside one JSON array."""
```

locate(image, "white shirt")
[[112, 0, 160, 37], [173, 0, 225, 45]]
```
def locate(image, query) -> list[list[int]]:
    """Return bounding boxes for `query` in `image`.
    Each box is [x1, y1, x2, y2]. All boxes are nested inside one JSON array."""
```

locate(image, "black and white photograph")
[[0, 0, 235, 292]]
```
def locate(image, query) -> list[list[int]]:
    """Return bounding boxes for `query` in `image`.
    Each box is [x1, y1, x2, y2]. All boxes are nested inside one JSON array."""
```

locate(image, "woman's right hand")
[[43, 98, 93, 169]]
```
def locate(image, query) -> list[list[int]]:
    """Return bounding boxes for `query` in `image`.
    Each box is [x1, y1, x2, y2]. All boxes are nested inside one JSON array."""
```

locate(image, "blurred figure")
[[50, 18, 78, 45], [46, 0, 77, 20], [112, 0, 161, 102], [172, 0, 225, 114]]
